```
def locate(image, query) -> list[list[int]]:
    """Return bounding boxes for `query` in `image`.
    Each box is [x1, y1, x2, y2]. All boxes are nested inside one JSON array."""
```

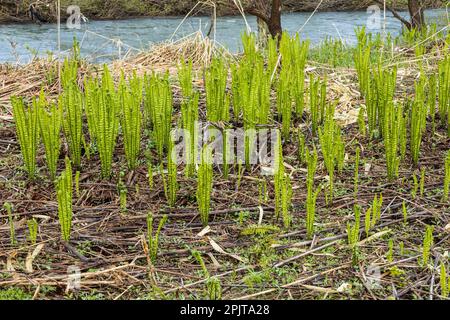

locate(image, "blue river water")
[[0, 9, 447, 63]]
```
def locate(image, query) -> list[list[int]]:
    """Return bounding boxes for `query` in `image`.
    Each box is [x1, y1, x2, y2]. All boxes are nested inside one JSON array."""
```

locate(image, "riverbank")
[[0, 0, 445, 24], [0, 26, 449, 300]]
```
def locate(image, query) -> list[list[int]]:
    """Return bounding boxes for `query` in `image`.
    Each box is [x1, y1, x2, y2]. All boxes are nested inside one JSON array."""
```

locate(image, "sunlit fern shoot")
[[181, 92, 199, 177], [347, 204, 361, 265], [207, 277, 222, 300], [57, 158, 73, 242], [440, 262, 449, 298], [3, 202, 15, 245], [144, 72, 174, 159], [309, 74, 327, 135], [235, 54, 270, 126], [421, 225, 433, 267], [280, 32, 309, 116], [444, 150, 450, 202], [163, 138, 178, 207], [59, 62, 83, 168], [147, 213, 168, 264], [319, 103, 345, 203], [354, 27, 371, 97], [354, 146, 360, 196], [11, 96, 40, 179], [438, 56, 449, 134], [205, 58, 229, 122], [274, 134, 293, 228], [27, 218, 38, 245], [410, 77, 427, 165], [383, 102, 403, 180], [371, 193, 383, 228], [37, 91, 62, 180], [197, 146, 213, 226], [178, 58, 194, 99], [85, 65, 120, 178], [119, 72, 143, 170], [277, 67, 293, 139]]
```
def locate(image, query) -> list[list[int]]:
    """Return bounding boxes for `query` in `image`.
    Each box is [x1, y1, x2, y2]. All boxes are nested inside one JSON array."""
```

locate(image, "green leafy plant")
[[276, 65, 293, 139], [61, 61, 83, 168], [410, 77, 427, 165], [11, 96, 40, 179], [197, 146, 213, 226], [419, 167, 425, 197], [181, 92, 199, 178], [57, 158, 73, 241], [192, 250, 222, 300], [119, 72, 143, 170], [440, 262, 449, 298], [387, 239, 394, 263], [206, 277, 222, 300], [274, 133, 292, 228], [444, 150, 450, 202], [309, 74, 327, 135], [205, 58, 229, 122], [27, 218, 38, 245], [438, 56, 449, 134], [280, 32, 309, 116], [347, 204, 361, 265], [85, 65, 120, 178], [365, 194, 383, 236], [421, 225, 433, 267], [354, 146, 360, 196], [319, 103, 345, 203], [354, 27, 371, 97], [162, 138, 178, 207], [371, 193, 383, 228], [366, 63, 397, 138], [358, 108, 366, 137], [38, 91, 62, 180], [178, 58, 194, 99], [411, 173, 419, 199], [146, 151, 154, 190], [146, 212, 168, 264], [402, 201, 408, 223], [383, 102, 403, 180], [3, 202, 16, 245], [144, 72, 174, 159]]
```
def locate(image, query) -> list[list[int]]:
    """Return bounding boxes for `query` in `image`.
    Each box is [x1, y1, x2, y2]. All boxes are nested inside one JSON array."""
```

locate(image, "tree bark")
[[268, 0, 282, 38], [244, 0, 283, 39], [408, 0, 425, 30]]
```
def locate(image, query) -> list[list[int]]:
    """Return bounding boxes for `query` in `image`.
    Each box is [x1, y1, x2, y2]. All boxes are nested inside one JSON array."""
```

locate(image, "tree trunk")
[[268, 0, 282, 38], [408, 0, 425, 30]]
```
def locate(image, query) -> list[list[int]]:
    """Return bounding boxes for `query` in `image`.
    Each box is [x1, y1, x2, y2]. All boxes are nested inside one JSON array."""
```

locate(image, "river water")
[[0, 9, 447, 63]]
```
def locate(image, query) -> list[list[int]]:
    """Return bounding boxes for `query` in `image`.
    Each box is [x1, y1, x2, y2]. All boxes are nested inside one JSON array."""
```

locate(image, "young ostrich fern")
[[318, 103, 345, 203], [383, 102, 403, 180], [11, 96, 40, 179], [61, 59, 83, 169], [57, 158, 73, 242], [274, 133, 293, 229], [119, 72, 143, 170], [205, 58, 230, 122], [37, 90, 62, 180], [444, 150, 450, 202], [181, 92, 199, 178], [197, 146, 213, 226], [144, 72, 174, 160], [85, 65, 120, 178]]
